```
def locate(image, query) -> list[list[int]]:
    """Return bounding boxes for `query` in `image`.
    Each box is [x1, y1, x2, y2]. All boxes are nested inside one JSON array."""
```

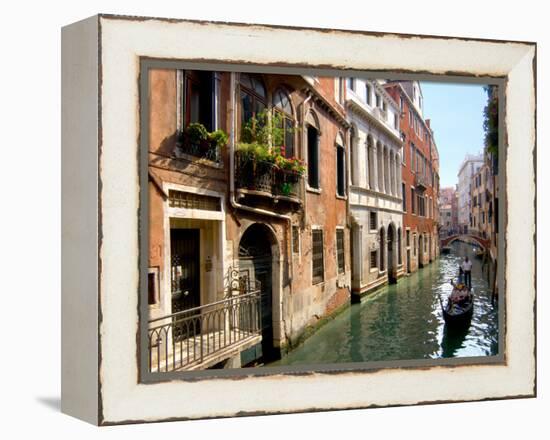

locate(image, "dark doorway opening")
[[239, 224, 277, 362], [170, 229, 201, 337], [388, 224, 396, 283]]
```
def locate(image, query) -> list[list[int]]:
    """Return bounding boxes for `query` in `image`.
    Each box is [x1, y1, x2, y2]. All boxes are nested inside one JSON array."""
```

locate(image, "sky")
[[419, 81, 487, 189]]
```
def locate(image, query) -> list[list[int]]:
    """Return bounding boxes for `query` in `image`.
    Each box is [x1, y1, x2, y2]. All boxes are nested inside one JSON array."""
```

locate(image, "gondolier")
[[461, 256, 472, 289]]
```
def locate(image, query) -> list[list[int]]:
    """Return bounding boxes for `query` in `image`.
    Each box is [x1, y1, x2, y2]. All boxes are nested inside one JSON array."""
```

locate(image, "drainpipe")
[[228, 72, 294, 284]]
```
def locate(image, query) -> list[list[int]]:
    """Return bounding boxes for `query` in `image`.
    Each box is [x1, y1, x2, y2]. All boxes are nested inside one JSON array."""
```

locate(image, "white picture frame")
[[61, 14, 536, 425]]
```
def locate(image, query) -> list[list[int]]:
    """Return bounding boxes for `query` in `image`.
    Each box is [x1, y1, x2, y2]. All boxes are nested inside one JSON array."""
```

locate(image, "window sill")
[[306, 186, 322, 195], [336, 194, 347, 200]]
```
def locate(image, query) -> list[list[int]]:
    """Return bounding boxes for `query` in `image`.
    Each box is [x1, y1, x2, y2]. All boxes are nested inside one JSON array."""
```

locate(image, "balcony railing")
[[414, 171, 428, 190], [148, 291, 261, 372], [235, 151, 303, 203], [176, 139, 221, 164]]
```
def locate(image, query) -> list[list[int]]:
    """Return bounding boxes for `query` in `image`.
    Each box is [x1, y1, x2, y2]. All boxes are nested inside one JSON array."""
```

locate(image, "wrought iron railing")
[[176, 138, 221, 164], [148, 291, 261, 372], [235, 151, 303, 201], [414, 171, 428, 190]]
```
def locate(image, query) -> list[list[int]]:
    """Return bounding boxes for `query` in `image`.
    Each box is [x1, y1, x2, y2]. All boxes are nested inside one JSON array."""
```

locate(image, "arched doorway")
[[387, 224, 396, 283], [379, 227, 385, 273], [238, 223, 277, 361], [419, 234, 424, 268]]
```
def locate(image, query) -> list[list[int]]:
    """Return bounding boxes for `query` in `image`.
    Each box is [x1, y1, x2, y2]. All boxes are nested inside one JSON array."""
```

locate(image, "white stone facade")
[[457, 154, 483, 232], [345, 78, 404, 296]]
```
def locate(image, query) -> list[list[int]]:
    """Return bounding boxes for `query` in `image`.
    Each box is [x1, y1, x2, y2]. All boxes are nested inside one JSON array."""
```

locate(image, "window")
[[336, 229, 345, 274], [369, 211, 377, 230], [413, 234, 417, 256], [307, 124, 320, 189], [410, 143, 415, 169], [394, 113, 399, 129], [365, 83, 372, 105], [337, 77, 345, 103], [336, 143, 346, 197], [406, 230, 410, 247], [375, 94, 381, 108], [273, 88, 296, 157], [169, 190, 221, 211], [411, 188, 416, 214], [182, 70, 215, 131], [148, 268, 159, 305], [370, 250, 378, 269], [239, 73, 266, 138], [292, 226, 300, 254], [402, 183, 407, 212], [348, 77, 355, 91], [312, 229, 324, 284], [400, 97, 404, 112], [417, 195, 426, 217]]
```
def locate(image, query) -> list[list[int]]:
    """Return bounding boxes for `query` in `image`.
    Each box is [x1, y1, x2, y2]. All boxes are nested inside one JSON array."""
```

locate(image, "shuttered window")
[[369, 212, 377, 231], [370, 250, 378, 269], [312, 229, 324, 284], [336, 229, 345, 274]]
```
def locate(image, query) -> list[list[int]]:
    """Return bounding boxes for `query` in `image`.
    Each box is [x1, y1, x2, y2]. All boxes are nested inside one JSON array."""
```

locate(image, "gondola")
[[440, 281, 474, 327]]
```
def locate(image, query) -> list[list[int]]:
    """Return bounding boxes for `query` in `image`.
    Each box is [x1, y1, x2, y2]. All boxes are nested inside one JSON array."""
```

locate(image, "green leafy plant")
[[209, 129, 229, 149], [185, 122, 209, 146], [236, 142, 274, 163]]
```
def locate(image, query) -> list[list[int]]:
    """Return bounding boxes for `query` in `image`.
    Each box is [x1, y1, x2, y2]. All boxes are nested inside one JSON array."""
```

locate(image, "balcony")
[[148, 291, 261, 372], [373, 106, 388, 122], [414, 171, 429, 191], [235, 151, 303, 205], [176, 139, 221, 164]]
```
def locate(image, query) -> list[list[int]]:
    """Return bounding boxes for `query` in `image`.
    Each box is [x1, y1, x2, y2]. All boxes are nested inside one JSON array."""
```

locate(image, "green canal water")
[[268, 241, 499, 366]]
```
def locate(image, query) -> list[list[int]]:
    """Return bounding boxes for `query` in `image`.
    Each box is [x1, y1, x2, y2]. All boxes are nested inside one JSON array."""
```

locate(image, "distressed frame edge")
[[60, 14, 101, 425], [93, 15, 536, 425]]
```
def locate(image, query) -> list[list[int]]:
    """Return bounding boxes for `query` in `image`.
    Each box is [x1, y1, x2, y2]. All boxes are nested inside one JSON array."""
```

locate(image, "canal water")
[[269, 241, 499, 366]]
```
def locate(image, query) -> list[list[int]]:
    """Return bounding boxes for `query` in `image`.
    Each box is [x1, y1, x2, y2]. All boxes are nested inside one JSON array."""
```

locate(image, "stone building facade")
[[439, 186, 459, 236], [344, 77, 405, 299], [457, 154, 483, 234], [147, 68, 351, 370], [384, 81, 440, 274]]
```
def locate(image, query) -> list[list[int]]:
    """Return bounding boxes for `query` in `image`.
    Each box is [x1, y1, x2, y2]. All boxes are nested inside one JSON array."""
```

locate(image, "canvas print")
[[143, 67, 501, 374]]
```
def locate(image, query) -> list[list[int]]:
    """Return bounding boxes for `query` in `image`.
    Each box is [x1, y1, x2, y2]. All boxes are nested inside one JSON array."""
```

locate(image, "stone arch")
[[379, 226, 386, 272], [387, 222, 397, 283], [238, 222, 282, 360]]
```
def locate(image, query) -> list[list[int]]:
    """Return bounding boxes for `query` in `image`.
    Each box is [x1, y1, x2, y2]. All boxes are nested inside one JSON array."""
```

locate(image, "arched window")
[[273, 88, 295, 157], [350, 127, 357, 185], [239, 73, 267, 140], [367, 136, 375, 189], [336, 132, 346, 197], [306, 110, 321, 189]]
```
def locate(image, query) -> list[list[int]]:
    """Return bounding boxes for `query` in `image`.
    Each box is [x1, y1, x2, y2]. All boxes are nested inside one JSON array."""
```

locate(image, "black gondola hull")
[[442, 302, 473, 326]]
